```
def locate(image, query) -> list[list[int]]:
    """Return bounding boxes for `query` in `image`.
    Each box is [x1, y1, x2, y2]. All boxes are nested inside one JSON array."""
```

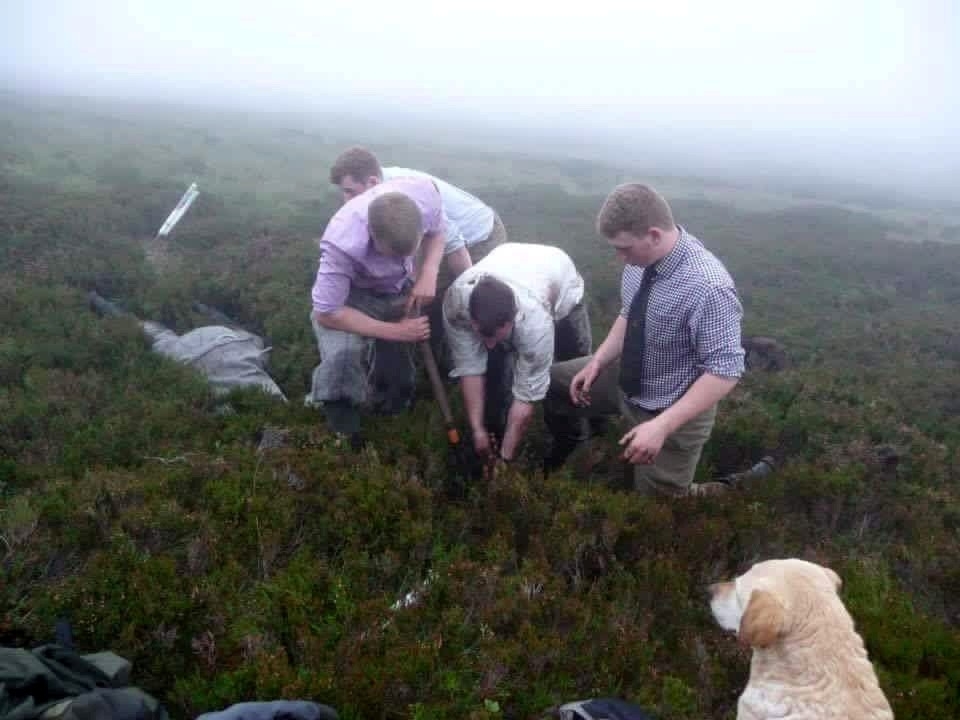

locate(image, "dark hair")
[[330, 146, 383, 185], [469, 276, 517, 336]]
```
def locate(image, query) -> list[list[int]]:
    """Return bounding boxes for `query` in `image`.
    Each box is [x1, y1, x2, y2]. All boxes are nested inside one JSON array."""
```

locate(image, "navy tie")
[[619, 266, 658, 398]]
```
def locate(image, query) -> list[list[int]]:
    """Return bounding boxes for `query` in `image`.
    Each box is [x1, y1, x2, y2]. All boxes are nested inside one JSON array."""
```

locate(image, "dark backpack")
[[556, 698, 656, 720]]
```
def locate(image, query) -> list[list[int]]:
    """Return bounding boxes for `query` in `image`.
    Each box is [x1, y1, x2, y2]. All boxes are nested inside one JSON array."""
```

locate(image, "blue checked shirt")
[[619, 226, 745, 411]]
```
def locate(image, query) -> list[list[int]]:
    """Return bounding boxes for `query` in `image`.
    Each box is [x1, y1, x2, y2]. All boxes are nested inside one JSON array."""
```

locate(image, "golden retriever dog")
[[709, 558, 893, 719]]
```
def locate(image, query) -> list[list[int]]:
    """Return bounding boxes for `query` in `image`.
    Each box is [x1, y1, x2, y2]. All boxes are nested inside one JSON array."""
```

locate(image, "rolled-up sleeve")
[[311, 243, 354, 314], [689, 285, 745, 379], [511, 311, 554, 403], [445, 322, 487, 378]]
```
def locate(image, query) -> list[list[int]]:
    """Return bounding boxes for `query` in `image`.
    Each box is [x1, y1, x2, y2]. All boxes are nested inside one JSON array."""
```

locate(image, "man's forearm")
[[654, 373, 739, 435], [592, 315, 628, 370], [314, 307, 398, 342], [499, 399, 535, 460], [418, 232, 445, 282], [460, 374, 486, 434]]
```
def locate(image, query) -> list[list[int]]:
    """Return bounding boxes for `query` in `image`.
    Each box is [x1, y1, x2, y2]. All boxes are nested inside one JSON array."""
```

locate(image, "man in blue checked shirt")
[[544, 183, 745, 496]]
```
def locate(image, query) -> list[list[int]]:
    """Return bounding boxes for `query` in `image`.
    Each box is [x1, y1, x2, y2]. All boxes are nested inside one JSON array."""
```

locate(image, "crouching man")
[[307, 177, 446, 448], [329, 146, 508, 373], [545, 183, 745, 496], [442, 242, 593, 469]]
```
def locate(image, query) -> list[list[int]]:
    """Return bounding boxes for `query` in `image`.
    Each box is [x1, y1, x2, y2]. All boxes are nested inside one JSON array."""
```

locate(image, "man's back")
[[383, 166, 494, 247], [445, 242, 584, 324], [443, 243, 586, 402]]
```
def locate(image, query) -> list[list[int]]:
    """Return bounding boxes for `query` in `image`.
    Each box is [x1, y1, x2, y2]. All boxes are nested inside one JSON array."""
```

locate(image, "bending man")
[[443, 242, 592, 467]]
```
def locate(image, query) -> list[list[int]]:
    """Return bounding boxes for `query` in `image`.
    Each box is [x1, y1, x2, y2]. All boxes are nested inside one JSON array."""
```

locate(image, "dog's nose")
[[705, 584, 717, 601]]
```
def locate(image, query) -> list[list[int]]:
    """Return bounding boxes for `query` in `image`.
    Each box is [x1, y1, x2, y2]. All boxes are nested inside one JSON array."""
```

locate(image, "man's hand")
[[391, 316, 431, 343], [570, 359, 601, 407], [472, 426, 493, 460], [619, 420, 668, 464], [405, 275, 438, 315]]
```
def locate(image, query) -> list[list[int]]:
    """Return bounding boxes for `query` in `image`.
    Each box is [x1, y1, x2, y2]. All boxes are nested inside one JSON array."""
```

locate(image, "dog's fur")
[[709, 558, 893, 720]]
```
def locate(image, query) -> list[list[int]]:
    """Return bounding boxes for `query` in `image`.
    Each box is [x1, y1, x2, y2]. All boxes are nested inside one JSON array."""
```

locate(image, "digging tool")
[[405, 298, 480, 493], [415, 337, 481, 496]]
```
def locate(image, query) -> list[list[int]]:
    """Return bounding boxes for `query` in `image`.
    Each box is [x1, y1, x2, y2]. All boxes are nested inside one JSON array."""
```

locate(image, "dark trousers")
[[486, 300, 593, 439]]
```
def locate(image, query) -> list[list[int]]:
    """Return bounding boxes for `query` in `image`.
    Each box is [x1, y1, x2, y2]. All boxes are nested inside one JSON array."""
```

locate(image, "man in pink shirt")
[[307, 176, 446, 447]]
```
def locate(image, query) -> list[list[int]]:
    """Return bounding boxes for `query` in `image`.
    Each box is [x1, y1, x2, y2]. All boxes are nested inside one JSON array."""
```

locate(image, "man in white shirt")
[[329, 146, 507, 370], [442, 242, 593, 467]]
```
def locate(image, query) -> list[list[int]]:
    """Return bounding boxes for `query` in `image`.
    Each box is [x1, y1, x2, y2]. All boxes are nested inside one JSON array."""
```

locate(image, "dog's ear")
[[739, 589, 785, 648], [822, 566, 842, 590]]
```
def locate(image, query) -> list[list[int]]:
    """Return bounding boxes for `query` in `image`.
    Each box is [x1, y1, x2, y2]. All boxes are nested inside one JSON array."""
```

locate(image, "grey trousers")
[[307, 286, 415, 434], [545, 356, 717, 496]]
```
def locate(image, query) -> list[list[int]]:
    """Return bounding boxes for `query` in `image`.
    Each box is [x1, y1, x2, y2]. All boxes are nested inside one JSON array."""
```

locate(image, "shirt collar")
[[651, 225, 690, 279]]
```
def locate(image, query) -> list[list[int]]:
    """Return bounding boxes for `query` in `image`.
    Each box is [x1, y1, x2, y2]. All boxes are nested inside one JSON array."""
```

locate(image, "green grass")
[[1, 95, 958, 719]]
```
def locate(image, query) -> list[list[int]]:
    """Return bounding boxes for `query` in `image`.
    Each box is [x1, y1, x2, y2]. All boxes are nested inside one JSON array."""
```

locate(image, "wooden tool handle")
[[419, 340, 455, 427]]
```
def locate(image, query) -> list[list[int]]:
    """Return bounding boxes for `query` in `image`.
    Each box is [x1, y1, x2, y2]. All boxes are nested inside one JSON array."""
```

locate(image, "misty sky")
[[2, 0, 958, 184]]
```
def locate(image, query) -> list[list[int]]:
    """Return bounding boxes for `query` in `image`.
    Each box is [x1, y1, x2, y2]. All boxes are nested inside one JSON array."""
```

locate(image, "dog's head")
[[708, 558, 843, 648]]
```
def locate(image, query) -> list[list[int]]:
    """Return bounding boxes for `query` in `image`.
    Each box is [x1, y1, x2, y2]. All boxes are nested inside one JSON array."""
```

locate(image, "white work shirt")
[[443, 243, 585, 403], [382, 166, 495, 255]]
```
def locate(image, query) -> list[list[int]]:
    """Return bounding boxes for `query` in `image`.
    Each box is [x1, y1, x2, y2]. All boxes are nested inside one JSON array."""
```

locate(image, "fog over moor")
[[2, 0, 957, 197]]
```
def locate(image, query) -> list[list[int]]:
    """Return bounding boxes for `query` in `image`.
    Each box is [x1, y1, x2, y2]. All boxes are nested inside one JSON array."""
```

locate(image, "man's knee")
[[549, 355, 592, 391], [314, 331, 370, 387], [544, 375, 576, 417], [547, 354, 610, 419]]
